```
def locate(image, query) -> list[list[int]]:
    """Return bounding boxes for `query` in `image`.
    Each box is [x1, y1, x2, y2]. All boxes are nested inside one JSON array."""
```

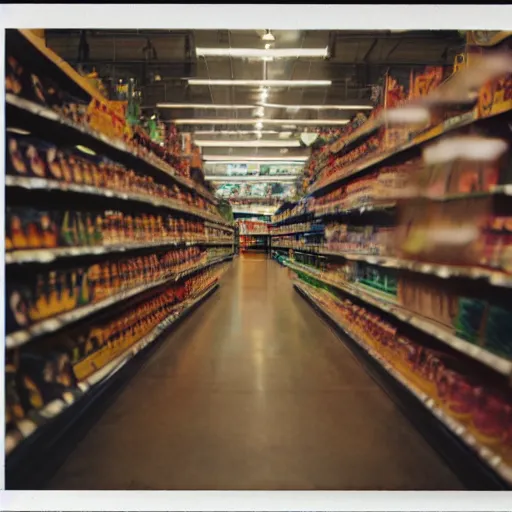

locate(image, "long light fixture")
[[195, 139, 301, 148], [195, 47, 329, 59], [232, 206, 278, 215], [157, 102, 372, 111], [157, 103, 255, 109], [174, 118, 349, 126], [261, 102, 373, 110], [194, 130, 279, 135], [203, 156, 309, 162], [188, 79, 331, 87], [206, 175, 298, 182]]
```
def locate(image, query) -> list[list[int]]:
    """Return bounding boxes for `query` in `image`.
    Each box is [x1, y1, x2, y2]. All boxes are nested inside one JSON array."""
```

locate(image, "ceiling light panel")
[[188, 79, 331, 87], [206, 175, 298, 182], [157, 103, 256, 109], [174, 118, 349, 126], [261, 103, 373, 110], [194, 140, 301, 148], [193, 130, 279, 135], [195, 47, 329, 59], [203, 156, 309, 162]]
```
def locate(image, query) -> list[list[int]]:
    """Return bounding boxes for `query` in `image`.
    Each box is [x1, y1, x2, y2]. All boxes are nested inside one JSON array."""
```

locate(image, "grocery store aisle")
[[49, 254, 463, 490]]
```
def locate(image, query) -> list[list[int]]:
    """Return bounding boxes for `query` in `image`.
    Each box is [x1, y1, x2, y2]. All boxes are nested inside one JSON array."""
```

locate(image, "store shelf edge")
[[5, 175, 227, 225], [285, 260, 512, 376], [6, 255, 233, 348], [6, 241, 233, 265], [272, 247, 512, 288]]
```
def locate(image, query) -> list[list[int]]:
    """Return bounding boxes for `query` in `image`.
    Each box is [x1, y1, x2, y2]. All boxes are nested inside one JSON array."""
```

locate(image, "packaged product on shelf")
[[396, 197, 491, 265], [6, 283, 31, 332], [483, 303, 512, 358], [411, 136, 510, 199], [471, 387, 512, 449], [397, 275, 456, 328], [324, 222, 393, 256]]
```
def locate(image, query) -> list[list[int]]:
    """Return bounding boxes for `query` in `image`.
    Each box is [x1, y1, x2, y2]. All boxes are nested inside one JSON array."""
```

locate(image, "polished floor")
[[49, 253, 463, 490]]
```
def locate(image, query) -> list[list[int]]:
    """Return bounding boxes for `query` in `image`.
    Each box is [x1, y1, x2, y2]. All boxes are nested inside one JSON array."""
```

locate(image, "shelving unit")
[[271, 53, 512, 487], [4, 28, 235, 476], [294, 281, 511, 489]]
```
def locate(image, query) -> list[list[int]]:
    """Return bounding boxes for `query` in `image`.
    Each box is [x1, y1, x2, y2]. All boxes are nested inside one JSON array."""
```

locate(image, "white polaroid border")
[[2, 3, 512, 511]]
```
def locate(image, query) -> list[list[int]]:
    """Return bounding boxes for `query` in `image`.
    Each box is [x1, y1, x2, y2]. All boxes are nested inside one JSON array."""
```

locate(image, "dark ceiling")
[[44, 29, 464, 111], [42, 29, 465, 168]]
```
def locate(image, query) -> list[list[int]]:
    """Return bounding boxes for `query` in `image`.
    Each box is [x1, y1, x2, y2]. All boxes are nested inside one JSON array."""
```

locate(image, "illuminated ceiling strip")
[[188, 79, 332, 87], [157, 103, 255, 109], [232, 206, 279, 215], [194, 130, 279, 135], [158, 102, 372, 111], [261, 103, 373, 110], [195, 139, 301, 148], [204, 156, 309, 162], [195, 47, 329, 59], [206, 175, 299, 182], [175, 118, 349, 126]]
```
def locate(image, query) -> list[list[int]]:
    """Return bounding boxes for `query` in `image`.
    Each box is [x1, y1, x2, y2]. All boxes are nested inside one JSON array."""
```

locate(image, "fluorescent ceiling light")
[[195, 139, 301, 148], [195, 47, 329, 59], [232, 207, 278, 215], [261, 103, 373, 110], [188, 79, 331, 87], [204, 156, 309, 162], [194, 130, 279, 135], [157, 103, 255, 109], [206, 175, 298, 182], [175, 118, 349, 126]]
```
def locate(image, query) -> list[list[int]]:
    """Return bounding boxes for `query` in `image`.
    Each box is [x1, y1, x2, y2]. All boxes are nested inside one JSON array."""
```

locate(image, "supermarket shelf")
[[6, 175, 226, 225], [312, 202, 397, 217], [17, 30, 103, 102], [6, 94, 220, 207], [272, 211, 310, 227], [205, 220, 235, 233], [270, 227, 322, 237], [294, 280, 512, 488], [240, 232, 270, 236], [6, 255, 233, 349], [286, 259, 512, 376], [5, 282, 219, 459], [273, 245, 512, 288], [342, 253, 512, 288], [308, 109, 510, 196], [330, 117, 383, 155], [390, 187, 512, 203], [308, 117, 382, 174], [5, 238, 234, 265], [272, 202, 394, 227]]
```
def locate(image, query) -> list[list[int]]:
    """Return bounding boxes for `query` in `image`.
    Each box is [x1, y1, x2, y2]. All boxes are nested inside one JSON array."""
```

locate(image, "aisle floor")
[[49, 254, 463, 490]]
